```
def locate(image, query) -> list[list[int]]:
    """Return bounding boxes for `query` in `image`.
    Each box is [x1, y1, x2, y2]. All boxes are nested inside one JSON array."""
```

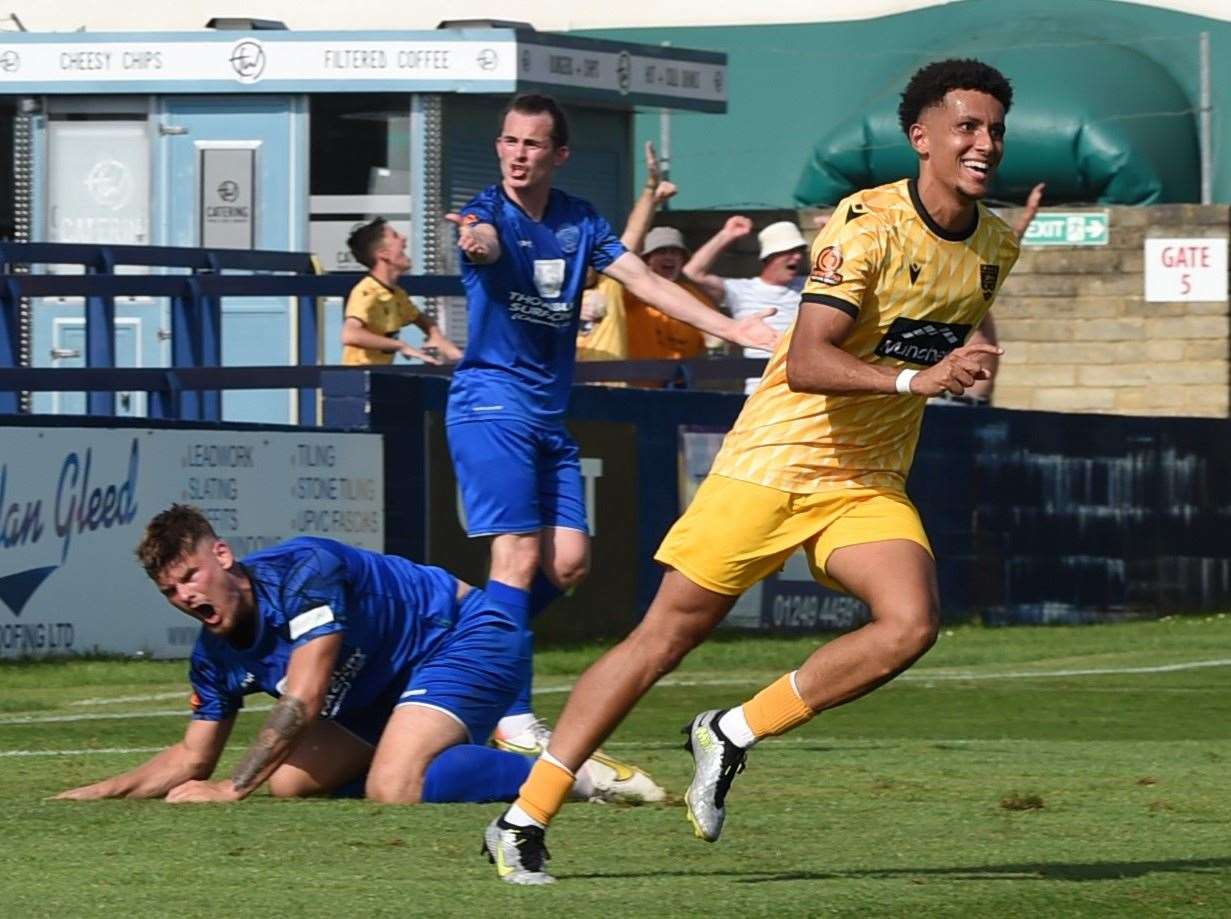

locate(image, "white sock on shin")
[[717, 706, 758, 749]]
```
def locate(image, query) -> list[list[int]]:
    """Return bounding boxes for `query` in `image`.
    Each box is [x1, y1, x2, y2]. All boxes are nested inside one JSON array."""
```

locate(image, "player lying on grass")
[[481, 57, 1019, 884], [56, 504, 659, 806]]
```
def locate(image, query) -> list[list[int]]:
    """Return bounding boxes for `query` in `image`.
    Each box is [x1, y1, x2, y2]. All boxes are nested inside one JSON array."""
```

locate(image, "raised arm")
[[55, 717, 234, 800], [603, 251, 779, 352], [683, 215, 753, 303], [1012, 183, 1045, 240], [166, 632, 343, 803], [621, 141, 677, 252], [784, 302, 1002, 396]]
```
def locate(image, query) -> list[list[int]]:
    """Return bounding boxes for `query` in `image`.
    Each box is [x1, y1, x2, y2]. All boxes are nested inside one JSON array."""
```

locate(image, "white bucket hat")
[[758, 221, 807, 260], [642, 226, 689, 256]]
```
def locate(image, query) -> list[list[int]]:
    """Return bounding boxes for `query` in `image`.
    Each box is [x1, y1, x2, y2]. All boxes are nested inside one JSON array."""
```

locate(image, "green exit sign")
[[1022, 211, 1109, 246]]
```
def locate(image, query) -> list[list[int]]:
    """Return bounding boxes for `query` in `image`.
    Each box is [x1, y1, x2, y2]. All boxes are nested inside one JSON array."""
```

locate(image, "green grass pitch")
[[3, 617, 1231, 917]]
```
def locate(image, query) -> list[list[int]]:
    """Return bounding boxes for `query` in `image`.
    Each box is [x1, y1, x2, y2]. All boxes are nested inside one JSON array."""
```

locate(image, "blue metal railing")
[[0, 242, 463, 424], [0, 242, 767, 427]]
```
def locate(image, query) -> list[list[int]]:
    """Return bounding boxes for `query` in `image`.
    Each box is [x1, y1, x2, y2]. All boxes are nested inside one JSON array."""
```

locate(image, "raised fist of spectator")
[[723, 215, 753, 239]]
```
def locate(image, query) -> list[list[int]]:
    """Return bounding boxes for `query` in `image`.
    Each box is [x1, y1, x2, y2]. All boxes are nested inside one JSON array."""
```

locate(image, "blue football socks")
[[420, 744, 534, 803]]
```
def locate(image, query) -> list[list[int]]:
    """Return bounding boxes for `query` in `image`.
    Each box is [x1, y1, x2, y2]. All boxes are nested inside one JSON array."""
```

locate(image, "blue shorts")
[[446, 417, 588, 537], [393, 587, 528, 744]]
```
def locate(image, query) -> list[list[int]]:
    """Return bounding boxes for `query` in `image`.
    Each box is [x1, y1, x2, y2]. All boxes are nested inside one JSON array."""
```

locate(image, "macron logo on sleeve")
[[289, 605, 335, 640]]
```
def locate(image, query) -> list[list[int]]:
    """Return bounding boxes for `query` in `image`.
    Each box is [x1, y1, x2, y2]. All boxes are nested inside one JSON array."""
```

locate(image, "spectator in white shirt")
[[684, 217, 809, 393]]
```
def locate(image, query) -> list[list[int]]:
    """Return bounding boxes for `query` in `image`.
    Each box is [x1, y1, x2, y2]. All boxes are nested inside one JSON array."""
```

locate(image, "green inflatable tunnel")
[[794, 35, 1200, 206]]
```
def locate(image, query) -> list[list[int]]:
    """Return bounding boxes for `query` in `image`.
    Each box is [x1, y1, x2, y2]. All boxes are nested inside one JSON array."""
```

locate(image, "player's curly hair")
[[135, 504, 217, 580], [346, 217, 388, 270], [897, 59, 1013, 135]]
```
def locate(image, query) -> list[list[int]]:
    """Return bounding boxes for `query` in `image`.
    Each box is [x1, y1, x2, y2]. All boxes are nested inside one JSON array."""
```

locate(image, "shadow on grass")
[[739, 856, 1231, 884], [570, 856, 1231, 884]]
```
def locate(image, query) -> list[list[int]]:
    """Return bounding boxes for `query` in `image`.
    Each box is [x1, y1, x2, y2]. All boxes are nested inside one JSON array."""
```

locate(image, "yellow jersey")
[[341, 275, 422, 366], [576, 276, 628, 362], [709, 178, 1019, 493]]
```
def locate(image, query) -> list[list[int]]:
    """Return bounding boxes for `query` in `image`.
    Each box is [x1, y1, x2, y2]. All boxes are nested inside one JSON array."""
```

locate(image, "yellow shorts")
[[655, 474, 932, 595]]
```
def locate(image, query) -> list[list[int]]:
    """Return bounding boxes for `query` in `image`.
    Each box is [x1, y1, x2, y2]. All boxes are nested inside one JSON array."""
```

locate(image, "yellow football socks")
[[743, 671, 815, 738], [514, 756, 575, 827]]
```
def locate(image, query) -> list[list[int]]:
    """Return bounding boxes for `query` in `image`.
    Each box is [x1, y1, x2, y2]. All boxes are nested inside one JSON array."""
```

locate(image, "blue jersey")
[[448, 184, 626, 426], [187, 537, 460, 725]]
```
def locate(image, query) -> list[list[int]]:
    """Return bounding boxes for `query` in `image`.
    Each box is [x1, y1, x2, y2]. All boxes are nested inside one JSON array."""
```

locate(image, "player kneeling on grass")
[[55, 505, 661, 806]]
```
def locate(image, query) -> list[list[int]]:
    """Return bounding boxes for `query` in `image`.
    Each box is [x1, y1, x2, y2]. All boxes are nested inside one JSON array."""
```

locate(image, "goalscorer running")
[[480, 58, 1020, 884]]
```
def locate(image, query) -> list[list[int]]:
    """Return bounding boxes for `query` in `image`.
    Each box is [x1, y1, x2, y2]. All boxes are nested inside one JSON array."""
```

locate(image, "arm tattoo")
[[231, 694, 311, 791]]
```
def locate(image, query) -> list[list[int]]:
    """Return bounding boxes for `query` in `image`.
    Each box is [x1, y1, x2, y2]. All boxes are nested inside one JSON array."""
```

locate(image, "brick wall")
[[663, 205, 1231, 417], [994, 205, 1230, 417]]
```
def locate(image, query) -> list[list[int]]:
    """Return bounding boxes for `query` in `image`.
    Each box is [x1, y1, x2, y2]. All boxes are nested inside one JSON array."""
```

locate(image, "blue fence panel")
[[0, 242, 465, 423]]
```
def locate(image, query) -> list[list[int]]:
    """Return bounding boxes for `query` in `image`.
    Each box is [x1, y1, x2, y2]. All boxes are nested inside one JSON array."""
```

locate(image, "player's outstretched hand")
[[911, 344, 1003, 396], [729, 307, 781, 352], [165, 779, 240, 804], [444, 212, 494, 262]]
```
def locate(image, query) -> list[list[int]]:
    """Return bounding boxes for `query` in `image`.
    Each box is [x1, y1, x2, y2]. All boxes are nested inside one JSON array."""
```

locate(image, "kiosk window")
[[309, 94, 411, 272]]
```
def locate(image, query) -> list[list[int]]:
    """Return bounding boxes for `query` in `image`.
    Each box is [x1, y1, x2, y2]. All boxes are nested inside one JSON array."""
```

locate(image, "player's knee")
[[365, 772, 424, 805], [549, 554, 589, 589], [266, 770, 315, 799], [633, 620, 705, 674], [882, 610, 939, 664]]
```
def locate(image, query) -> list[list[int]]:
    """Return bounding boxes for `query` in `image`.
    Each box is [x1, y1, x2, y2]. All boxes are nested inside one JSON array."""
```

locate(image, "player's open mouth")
[[196, 604, 219, 626], [961, 159, 993, 180]]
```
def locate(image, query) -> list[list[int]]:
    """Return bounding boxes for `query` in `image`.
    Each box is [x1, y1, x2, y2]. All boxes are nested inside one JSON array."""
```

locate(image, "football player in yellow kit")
[[481, 58, 1020, 884]]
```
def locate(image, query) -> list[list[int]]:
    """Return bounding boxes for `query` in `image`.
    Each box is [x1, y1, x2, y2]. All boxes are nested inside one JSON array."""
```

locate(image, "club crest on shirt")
[[810, 244, 844, 286], [534, 258, 567, 299], [980, 264, 1000, 300], [555, 223, 581, 254]]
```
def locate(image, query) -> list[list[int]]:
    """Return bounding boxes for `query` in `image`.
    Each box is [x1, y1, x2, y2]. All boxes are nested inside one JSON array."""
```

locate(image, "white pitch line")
[[0, 746, 164, 758], [0, 703, 272, 725], [5, 735, 1214, 758], [896, 657, 1231, 682], [533, 657, 1231, 694], [4, 657, 1231, 726], [70, 691, 188, 707]]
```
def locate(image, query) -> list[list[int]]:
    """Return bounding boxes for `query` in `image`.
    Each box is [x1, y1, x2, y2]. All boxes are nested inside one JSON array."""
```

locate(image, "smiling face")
[[496, 109, 569, 197], [154, 537, 249, 640], [910, 88, 1005, 201]]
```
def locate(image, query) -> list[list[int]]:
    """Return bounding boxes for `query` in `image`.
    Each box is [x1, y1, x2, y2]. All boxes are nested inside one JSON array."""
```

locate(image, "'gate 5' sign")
[[1144, 238, 1229, 303]]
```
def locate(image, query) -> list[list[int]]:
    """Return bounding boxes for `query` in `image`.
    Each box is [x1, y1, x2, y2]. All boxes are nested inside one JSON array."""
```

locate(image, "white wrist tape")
[[895, 369, 919, 395]]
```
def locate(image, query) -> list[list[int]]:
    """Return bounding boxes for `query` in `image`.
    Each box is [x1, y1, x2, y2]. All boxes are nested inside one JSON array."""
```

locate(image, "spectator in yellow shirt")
[[340, 219, 461, 366], [577, 143, 718, 379]]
